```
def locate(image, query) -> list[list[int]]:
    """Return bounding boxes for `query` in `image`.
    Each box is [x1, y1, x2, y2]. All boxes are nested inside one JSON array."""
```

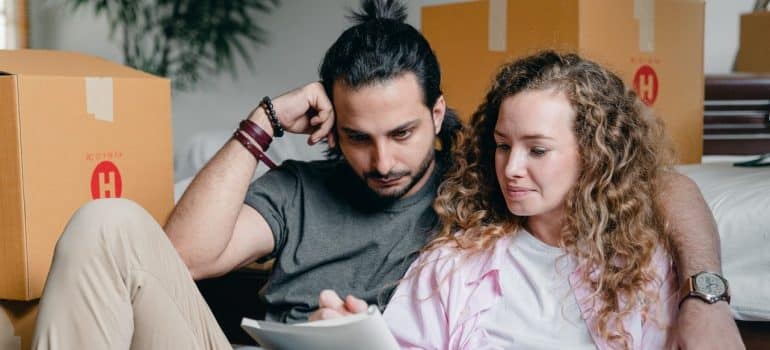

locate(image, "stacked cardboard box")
[[423, 0, 705, 163]]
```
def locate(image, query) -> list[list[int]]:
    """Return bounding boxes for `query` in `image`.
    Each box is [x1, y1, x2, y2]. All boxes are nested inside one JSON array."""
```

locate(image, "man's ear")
[[432, 95, 446, 135]]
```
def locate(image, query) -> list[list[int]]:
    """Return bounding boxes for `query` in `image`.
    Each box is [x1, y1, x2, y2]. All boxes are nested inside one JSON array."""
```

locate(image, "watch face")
[[695, 273, 726, 296]]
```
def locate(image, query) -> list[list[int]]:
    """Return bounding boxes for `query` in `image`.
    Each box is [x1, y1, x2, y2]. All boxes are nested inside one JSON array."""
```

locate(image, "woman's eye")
[[495, 143, 511, 151], [531, 147, 548, 156]]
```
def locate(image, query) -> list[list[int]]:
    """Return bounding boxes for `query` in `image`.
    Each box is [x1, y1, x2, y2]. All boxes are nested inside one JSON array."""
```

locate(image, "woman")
[[383, 51, 678, 349]]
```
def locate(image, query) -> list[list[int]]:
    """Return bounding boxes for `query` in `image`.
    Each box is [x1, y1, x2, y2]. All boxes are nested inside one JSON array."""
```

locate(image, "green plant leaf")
[[67, 0, 280, 91]]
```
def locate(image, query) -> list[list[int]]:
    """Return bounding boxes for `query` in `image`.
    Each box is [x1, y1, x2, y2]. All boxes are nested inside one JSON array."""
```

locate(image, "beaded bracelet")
[[261, 96, 284, 137]]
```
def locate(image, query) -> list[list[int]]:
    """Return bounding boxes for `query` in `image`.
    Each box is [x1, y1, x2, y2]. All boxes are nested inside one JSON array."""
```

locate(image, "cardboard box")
[[0, 50, 174, 300], [735, 11, 770, 74], [0, 300, 38, 350], [423, 0, 705, 164]]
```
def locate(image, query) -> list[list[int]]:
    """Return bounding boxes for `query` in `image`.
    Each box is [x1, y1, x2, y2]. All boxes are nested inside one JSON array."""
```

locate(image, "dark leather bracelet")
[[232, 131, 277, 169], [239, 119, 272, 151], [261, 96, 284, 137]]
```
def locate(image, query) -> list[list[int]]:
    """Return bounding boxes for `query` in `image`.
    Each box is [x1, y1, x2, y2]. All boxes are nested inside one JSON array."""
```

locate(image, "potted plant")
[[69, 0, 280, 90]]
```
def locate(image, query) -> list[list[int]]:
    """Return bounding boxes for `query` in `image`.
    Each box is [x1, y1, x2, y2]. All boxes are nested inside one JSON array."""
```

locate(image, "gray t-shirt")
[[244, 159, 442, 323]]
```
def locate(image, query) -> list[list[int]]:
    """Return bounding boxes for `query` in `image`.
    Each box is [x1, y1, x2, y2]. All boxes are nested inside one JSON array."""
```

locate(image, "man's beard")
[[361, 147, 435, 201]]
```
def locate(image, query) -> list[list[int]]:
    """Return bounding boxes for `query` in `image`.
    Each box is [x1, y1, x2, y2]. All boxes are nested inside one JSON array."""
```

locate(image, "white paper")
[[240, 306, 399, 350]]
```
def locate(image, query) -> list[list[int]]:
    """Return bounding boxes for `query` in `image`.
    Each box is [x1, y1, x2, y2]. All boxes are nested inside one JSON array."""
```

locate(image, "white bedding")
[[677, 162, 770, 321], [174, 133, 770, 321]]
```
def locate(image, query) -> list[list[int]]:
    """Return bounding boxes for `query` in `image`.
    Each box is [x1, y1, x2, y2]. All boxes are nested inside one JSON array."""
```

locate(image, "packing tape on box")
[[0, 310, 21, 350], [488, 0, 507, 52], [634, 0, 654, 52], [85, 77, 114, 122]]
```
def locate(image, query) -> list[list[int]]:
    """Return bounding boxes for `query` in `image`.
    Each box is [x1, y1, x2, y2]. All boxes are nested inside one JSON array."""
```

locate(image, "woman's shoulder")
[[411, 237, 509, 284], [411, 243, 466, 277]]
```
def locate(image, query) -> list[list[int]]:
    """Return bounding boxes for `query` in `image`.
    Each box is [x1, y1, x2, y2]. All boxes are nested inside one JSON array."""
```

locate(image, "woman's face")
[[493, 88, 581, 222]]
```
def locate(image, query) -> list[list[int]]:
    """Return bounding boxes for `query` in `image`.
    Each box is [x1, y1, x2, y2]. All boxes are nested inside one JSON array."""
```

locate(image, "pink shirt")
[[383, 235, 678, 349]]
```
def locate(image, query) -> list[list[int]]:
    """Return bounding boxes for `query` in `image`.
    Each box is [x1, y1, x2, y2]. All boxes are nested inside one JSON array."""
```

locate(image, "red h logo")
[[91, 161, 123, 199], [633, 65, 659, 106]]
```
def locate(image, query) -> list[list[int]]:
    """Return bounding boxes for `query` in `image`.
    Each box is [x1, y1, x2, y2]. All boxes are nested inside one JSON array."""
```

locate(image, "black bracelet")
[[261, 96, 284, 137]]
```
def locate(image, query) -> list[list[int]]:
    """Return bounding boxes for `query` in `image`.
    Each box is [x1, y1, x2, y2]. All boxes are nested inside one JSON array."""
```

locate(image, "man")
[[33, 0, 742, 349]]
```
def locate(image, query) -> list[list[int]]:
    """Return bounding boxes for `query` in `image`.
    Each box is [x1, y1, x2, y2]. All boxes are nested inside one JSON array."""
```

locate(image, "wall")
[[28, 0, 755, 164], [704, 0, 754, 73]]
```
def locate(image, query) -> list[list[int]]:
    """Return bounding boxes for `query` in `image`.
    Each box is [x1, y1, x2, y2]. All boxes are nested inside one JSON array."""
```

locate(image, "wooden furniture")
[[704, 74, 770, 155]]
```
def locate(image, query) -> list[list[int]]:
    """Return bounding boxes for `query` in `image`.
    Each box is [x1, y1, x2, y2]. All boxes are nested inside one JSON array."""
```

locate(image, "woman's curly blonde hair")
[[427, 51, 676, 348]]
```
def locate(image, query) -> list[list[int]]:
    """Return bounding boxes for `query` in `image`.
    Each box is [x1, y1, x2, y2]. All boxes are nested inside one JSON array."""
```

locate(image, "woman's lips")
[[505, 186, 535, 199]]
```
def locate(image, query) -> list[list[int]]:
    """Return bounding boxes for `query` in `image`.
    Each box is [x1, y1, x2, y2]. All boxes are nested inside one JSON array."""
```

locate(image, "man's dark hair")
[[320, 0, 462, 159]]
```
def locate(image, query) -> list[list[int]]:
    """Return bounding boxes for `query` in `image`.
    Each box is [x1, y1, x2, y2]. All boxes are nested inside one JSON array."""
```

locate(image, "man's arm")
[[164, 82, 335, 280], [660, 172, 744, 349], [165, 108, 276, 280]]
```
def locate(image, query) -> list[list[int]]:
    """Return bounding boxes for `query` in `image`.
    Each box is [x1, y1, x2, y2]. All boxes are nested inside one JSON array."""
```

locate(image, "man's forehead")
[[340, 118, 422, 135], [331, 73, 425, 106], [332, 72, 421, 94], [332, 77, 431, 133]]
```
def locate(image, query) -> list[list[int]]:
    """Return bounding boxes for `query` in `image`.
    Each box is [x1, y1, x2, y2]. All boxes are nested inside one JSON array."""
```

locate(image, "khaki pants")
[[32, 199, 232, 350]]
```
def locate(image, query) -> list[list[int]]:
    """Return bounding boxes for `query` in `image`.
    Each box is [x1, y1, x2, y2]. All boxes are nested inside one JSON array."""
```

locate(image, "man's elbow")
[[164, 231, 209, 280], [173, 242, 203, 279]]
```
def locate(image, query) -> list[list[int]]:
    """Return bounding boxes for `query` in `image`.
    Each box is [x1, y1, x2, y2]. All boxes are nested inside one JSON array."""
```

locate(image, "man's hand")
[[250, 82, 336, 146], [308, 290, 368, 321], [675, 300, 745, 349]]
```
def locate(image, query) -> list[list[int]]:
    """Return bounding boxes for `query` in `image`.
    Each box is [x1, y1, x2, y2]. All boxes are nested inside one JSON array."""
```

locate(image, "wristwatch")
[[679, 271, 730, 307]]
